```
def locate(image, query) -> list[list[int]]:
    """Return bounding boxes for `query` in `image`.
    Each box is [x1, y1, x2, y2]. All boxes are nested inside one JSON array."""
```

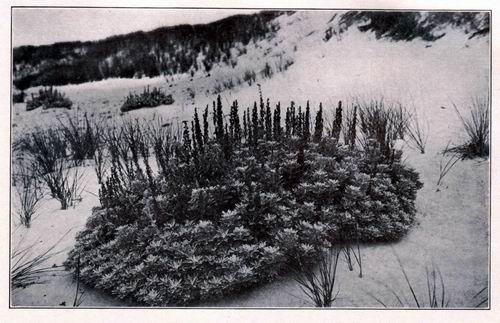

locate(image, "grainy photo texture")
[[10, 8, 490, 308]]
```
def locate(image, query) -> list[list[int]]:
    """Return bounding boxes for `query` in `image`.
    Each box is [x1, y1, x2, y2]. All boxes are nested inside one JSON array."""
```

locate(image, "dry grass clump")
[[13, 159, 43, 228], [290, 248, 342, 307], [11, 233, 68, 290], [448, 97, 489, 159], [367, 252, 449, 308], [15, 127, 86, 210], [57, 111, 103, 164], [357, 99, 409, 160], [405, 109, 429, 154]]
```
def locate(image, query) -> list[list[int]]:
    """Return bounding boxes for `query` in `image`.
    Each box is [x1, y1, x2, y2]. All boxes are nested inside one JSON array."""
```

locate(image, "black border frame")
[[8, 6, 493, 310]]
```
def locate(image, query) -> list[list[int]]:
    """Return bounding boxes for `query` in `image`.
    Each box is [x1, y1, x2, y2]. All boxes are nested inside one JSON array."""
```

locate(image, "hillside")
[[13, 11, 488, 91], [13, 11, 285, 90]]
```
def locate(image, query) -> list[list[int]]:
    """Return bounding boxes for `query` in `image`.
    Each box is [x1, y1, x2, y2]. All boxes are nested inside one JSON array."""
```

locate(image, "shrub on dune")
[[64, 95, 423, 306], [26, 87, 72, 111], [13, 89, 26, 103], [120, 86, 174, 112]]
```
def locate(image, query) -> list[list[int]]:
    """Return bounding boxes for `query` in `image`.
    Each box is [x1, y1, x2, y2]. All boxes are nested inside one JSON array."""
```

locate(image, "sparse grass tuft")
[[367, 252, 449, 308], [14, 127, 87, 209], [340, 104, 358, 147], [13, 159, 43, 228], [290, 248, 342, 307], [57, 111, 103, 164], [41, 160, 87, 210], [146, 118, 177, 179], [15, 128, 67, 175], [473, 286, 488, 308], [72, 254, 86, 307], [405, 109, 429, 154], [357, 99, 399, 161], [390, 104, 411, 140], [448, 97, 489, 159], [437, 142, 461, 187], [11, 233, 68, 290]]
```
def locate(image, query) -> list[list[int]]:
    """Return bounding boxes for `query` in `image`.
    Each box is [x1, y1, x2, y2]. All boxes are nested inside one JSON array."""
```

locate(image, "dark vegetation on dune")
[[13, 11, 285, 90], [325, 12, 489, 42], [13, 11, 490, 90], [13, 90, 26, 103], [13, 11, 489, 92]]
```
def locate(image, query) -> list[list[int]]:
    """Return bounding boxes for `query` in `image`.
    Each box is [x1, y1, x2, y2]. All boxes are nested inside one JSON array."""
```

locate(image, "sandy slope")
[[11, 11, 489, 307]]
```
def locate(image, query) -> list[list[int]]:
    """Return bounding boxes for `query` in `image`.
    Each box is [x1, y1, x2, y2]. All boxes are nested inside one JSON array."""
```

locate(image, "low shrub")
[[13, 90, 26, 103], [65, 96, 422, 306], [213, 82, 223, 94], [223, 78, 235, 90], [120, 86, 174, 112], [26, 87, 72, 111], [213, 78, 236, 94], [243, 69, 257, 85], [261, 62, 273, 79], [186, 87, 196, 99], [274, 56, 294, 73]]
